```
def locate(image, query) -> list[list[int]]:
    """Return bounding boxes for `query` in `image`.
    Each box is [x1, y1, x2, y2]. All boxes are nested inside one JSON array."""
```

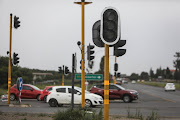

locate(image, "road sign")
[[75, 74, 103, 81], [19, 77, 23, 91]]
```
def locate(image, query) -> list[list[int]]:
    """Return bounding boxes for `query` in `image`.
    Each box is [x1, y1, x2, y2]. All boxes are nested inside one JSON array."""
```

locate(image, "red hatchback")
[[40, 86, 53, 102], [90, 83, 139, 103], [10, 84, 42, 101]]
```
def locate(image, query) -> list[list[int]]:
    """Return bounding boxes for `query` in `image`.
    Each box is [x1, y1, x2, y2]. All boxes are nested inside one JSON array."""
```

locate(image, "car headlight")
[[130, 92, 137, 95]]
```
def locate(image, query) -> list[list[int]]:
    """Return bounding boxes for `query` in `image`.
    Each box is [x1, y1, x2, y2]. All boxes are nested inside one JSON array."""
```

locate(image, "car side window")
[[68, 88, 78, 94], [109, 85, 119, 90], [22, 86, 32, 90], [56, 88, 66, 93], [47, 87, 52, 91]]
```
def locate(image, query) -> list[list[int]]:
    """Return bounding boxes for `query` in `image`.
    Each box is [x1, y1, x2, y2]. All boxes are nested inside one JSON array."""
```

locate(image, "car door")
[[55, 87, 69, 104], [68, 88, 81, 104], [109, 85, 120, 99], [21, 85, 35, 99]]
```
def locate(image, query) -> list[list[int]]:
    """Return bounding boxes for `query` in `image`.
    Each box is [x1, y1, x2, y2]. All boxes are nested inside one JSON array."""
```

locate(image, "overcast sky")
[[0, 0, 180, 75]]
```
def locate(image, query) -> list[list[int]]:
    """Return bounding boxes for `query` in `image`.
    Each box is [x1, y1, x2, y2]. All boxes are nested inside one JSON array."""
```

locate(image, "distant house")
[[32, 73, 53, 84]]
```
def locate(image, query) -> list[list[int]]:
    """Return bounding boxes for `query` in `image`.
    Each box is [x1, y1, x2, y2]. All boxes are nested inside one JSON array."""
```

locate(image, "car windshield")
[[75, 87, 90, 93], [29, 85, 40, 90], [115, 84, 125, 90]]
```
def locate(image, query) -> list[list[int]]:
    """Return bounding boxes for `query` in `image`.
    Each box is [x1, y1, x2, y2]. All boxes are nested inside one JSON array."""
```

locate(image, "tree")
[[174, 52, 180, 71], [129, 73, 139, 80], [165, 67, 172, 79], [149, 68, 154, 79], [140, 72, 149, 80], [94, 56, 104, 74]]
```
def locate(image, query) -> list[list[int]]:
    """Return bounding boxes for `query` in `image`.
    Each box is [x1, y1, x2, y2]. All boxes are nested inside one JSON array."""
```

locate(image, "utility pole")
[[74, 0, 92, 108], [8, 13, 13, 104], [104, 44, 109, 120], [114, 56, 117, 84], [62, 65, 64, 86]]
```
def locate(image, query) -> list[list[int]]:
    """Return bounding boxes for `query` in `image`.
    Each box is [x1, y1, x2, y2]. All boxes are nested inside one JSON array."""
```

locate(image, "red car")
[[40, 86, 53, 102], [10, 84, 42, 101], [89, 83, 139, 103]]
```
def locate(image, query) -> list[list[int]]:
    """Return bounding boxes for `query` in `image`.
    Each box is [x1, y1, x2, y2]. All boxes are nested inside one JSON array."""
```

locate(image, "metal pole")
[[71, 54, 75, 110], [104, 44, 109, 120], [81, 2, 85, 108], [62, 65, 64, 86], [114, 56, 117, 84], [8, 13, 12, 104]]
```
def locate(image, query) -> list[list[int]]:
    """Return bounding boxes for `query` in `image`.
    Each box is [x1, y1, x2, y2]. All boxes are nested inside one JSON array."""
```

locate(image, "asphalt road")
[[0, 83, 180, 119]]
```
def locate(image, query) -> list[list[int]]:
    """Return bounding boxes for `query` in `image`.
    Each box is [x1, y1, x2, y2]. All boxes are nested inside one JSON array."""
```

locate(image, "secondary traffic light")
[[65, 66, 70, 74], [13, 52, 19, 65], [92, 20, 104, 47], [58, 67, 62, 73], [14, 16, 20, 29], [101, 7, 120, 45], [117, 72, 121, 78], [114, 39, 126, 57], [87, 44, 95, 61], [114, 63, 118, 71]]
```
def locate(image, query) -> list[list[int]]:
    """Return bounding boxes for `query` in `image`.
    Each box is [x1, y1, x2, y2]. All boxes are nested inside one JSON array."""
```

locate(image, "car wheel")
[[49, 99, 58, 107], [43, 95, 47, 102], [36, 94, 40, 101], [10, 94, 16, 101], [85, 99, 92, 107], [123, 95, 131, 103]]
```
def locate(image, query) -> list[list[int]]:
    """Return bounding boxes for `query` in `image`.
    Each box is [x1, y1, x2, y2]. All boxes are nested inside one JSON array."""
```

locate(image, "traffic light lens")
[[103, 30, 117, 42]]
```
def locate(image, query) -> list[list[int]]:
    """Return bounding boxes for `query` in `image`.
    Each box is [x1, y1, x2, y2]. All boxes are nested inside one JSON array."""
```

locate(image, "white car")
[[165, 83, 176, 91], [46, 86, 103, 107], [131, 80, 136, 84]]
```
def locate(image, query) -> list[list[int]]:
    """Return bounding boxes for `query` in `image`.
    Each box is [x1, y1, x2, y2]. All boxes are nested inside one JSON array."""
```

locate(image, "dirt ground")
[[0, 112, 140, 120]]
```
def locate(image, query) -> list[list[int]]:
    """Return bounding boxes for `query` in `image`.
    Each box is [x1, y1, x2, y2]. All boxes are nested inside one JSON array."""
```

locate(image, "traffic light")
[[58, 67, 62, 73], [65, 66, 70, 74], [92, 20, 104, 47], [14, 16, 20, 29], [114, 39, 126, 57], [117, 72, 121, 78], [101, 7, 120, 45], [87, 44, 95, 61], [114, 72, 116, 77], [114, 63, 118, 71], [13, 52, 19, 65]]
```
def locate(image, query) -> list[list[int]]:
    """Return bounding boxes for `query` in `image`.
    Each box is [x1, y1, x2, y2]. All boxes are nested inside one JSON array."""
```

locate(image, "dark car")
[[89, 83, 138, 103], [40, 86, 53, 102], [10, 84, 42, 101]]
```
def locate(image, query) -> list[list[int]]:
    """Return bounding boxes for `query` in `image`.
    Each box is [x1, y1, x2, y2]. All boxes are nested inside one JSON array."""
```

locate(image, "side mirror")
[[30, 89, 34, 91], [77, 92, 81, 95]]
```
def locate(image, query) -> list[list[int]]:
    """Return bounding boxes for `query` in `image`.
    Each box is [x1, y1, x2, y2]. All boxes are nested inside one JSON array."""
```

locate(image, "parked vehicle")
[[46, 86, 103, 107], [10, 84, 42, 101], [131, 80, 136, 84], [90, 83, 138, 103], [165, 83, 176, 91], [40, 86, 53, 102]]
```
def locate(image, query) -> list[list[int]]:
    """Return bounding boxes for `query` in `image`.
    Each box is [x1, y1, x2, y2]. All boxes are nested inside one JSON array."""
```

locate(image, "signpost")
[[75, 74, 103, 81], [17, 77, 23, 103]]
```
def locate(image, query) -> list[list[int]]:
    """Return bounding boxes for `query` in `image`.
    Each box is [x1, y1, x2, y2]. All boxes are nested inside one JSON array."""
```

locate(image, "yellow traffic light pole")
[[114, 56, 117, 84], [8, 14, 12, 104], [104, 44, 109, 120], [74, 0, 92, 108], [62, 73, 64, 86]]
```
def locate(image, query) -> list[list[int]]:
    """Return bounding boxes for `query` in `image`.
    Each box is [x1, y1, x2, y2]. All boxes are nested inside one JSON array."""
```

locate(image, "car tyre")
[[43, 95, 47, 102], [37, 94, 41, 101], [10, 94, 16, 101], [123, 95, 131, 103], [49, 99, 58, 107], [85, 99, 92, 107]]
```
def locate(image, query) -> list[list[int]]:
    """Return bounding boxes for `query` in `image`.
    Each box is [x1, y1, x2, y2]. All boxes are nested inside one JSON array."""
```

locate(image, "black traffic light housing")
[[65, 66, 70, 74], [14, 16, 20, 29], [114, 39, 126, 57], [58, 67, 63, 73], [117, 72, 121, 78], [101, 7, 120, 45], [13, 52, 19, 65], [114, 63, 118, 71], [87, 44, 95, 61]]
